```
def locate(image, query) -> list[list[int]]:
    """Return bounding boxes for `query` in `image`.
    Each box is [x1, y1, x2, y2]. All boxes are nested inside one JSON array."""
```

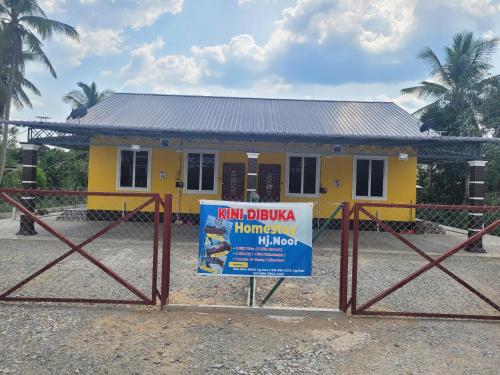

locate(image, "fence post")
[[466, 160, 487, 253], [160, 194, 172, 310], [151, 195, 160, 305], [339, 202, 350, 312], [350, 203, 360, 314], [17, 143, 40, 235]]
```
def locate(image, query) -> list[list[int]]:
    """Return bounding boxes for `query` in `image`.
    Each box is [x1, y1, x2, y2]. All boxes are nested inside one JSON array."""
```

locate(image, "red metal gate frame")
[[350, 202, 500, 320], [160, 194, 172, 310], [158, 198, 352, 312], [0, 189, 161, 305]]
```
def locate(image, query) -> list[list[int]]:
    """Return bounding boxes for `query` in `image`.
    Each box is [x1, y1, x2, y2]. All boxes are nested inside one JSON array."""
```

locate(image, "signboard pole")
[[247, 276, 256, 306]]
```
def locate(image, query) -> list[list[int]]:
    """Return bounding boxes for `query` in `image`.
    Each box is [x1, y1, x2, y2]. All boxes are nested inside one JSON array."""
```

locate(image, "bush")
[[0, 167, 48, 189]]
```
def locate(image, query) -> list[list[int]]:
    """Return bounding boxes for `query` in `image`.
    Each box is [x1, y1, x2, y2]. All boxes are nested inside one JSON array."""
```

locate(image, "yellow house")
[[18, 92, 493, 223], [86, 138, 416, 222], [67, 93, 422, 222]]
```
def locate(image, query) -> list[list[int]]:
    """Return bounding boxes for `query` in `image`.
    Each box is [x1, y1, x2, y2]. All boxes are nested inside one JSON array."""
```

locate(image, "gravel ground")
[[0, 219, 499, 374], [0, 218, 499, 314], [0, 304, 498, 374]]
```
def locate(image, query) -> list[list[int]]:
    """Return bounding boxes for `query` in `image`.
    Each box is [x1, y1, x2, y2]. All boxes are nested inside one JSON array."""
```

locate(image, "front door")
[[258, 164, 281, 202], [222, 163, 245, 201]]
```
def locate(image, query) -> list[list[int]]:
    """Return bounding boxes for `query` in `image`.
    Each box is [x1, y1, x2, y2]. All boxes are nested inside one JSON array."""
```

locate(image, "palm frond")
[[63, 82, 113, 109], [19, 14, 78, 40], [401, 81, 449, 101], [412, 102, 439, 117], [62, 90, 86, 108], [417, 47, 451, 87], [21, 76, 40, 96], [23, 31, 56, 77]]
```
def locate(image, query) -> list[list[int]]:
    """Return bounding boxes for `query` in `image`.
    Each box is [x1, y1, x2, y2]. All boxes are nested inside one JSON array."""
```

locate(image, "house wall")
[[86, 140, 417, 221]]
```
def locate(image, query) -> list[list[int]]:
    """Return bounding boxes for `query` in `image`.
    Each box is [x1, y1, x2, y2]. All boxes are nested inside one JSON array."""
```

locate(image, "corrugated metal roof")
[[66, 93, 424, 138]]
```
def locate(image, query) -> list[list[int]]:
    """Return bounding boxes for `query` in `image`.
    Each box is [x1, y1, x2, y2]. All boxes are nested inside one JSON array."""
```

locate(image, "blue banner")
[[198, 200, 313, 277]]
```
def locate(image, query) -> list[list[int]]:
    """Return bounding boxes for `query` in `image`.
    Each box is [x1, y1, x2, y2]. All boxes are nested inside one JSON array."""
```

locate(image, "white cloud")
[[38, 0, 66, 13], [55, 26, 124, 66], [253, 76, 292, 94], [445, 0, 500, 17], [121, 0, 184, 30], [118, 0, 426, 93], [238, 0, 275, 5], [119, 37, 293, 95], [121, 38, 204, 92], [483, 30, 496, 40], [121, 34, 278, 94], [41, 0, 183, 30], [192, 34, 268, 66], [191, 0, 419, 79], [191, 45, 227, 64], [268, 0, 418, 53], [393, 94, 426, 114]]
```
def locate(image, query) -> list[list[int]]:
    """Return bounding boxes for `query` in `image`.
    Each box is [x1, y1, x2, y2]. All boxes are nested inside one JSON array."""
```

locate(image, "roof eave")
[[8, 119, 499, 146]]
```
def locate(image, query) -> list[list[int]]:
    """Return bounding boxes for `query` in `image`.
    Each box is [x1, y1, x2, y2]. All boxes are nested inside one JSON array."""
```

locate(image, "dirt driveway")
[[0, 303, 499, 375], [0, 217, 499, 374]]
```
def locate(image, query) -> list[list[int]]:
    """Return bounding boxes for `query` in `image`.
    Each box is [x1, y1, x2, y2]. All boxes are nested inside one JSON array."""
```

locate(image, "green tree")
[[484, 144, 500, 204], [0, 0, 79, 184], [402, 32, 499, 137], [38, 147, 87, 190], [402, 32, 500, 204], [481, 85, 500, 138], [63, 81, 113, 110]]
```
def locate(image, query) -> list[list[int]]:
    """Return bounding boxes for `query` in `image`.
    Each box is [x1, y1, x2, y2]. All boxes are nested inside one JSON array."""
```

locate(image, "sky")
[[11, 0, 500, 124]]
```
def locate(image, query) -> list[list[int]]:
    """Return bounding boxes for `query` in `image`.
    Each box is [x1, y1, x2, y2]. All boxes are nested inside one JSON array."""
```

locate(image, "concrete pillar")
[[17, 143, 39, 236], [465, 160, 487, 253], [246, 152, 259, 202]]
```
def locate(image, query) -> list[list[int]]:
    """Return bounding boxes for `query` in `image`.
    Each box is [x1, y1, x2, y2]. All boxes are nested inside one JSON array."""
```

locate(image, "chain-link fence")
[[0, 189, 162, 305], [350, 203, 500, 319], [166, 201, 346, 310]]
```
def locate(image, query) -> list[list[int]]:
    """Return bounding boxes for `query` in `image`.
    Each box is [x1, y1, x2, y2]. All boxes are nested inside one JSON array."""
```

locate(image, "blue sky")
[[12, 0, 500, 123]]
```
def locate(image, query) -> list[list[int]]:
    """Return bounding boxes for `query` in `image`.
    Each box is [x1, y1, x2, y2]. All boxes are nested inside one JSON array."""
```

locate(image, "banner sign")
[[198, 200, 313, 277]]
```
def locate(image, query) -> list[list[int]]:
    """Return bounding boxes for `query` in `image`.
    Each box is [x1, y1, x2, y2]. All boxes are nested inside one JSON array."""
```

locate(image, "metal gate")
[[0, 189, 163, 305], [350, 202, 500, 320], [158, 199, 351, 312]]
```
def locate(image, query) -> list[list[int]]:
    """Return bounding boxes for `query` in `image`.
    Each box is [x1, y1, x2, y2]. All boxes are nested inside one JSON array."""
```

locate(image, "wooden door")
[[258, 164, 281, 202], [222, 163, 245, 201]]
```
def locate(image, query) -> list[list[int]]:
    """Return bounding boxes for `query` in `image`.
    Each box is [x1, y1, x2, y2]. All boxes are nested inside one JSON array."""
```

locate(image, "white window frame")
[[352, 155, 388, 200], [183, 150, 219, 194], [285, 153, 321, 198], [116, 147, 152, 191]]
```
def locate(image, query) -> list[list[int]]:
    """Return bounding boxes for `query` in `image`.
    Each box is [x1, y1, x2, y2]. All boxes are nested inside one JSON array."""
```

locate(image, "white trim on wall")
[[20, 144, 40, 151], [352, 155, 388, 200], [467, 160, 487, 167], [183, 150, 219, 195], [115, 146, 152, 191], [285, 153, 321, 198]]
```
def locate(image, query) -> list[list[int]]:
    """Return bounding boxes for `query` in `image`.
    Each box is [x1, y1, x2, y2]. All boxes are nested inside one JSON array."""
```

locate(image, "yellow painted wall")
[[87, 144, 417, 221]]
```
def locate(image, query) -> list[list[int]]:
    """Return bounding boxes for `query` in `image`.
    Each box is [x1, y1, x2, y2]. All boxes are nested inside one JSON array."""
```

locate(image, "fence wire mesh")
[[167, 201, 344, 309], [0, 190, 160, 305], [351, 203, 500, 318]]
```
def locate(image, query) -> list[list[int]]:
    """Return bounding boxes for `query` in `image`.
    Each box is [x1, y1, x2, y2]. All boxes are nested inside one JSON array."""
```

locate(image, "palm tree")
[[0, 0, 79, 184], [401, 32, 499, 136], [63, 81, 113, 110]]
